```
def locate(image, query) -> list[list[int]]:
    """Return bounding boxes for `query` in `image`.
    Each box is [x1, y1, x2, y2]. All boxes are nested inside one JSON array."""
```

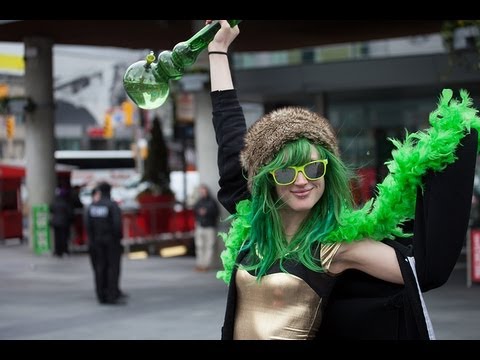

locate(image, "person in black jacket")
[[207, 20, 478, 340], [50, 187, 74, 257], [193, 184, 220, 272], [85, 182, 125, 305]]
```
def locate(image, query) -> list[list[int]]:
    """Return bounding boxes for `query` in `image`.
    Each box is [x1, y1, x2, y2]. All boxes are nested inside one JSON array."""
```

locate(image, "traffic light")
[[0, 84, 8, 112], [0, 84, 9, 99], [6, 115, 15, 139], [104, 113, 114, 139], [122, 100, 134, 127]]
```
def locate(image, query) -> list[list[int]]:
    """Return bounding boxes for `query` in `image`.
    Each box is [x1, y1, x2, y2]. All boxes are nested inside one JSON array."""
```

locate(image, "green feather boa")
[[217, 89, 480, 284]]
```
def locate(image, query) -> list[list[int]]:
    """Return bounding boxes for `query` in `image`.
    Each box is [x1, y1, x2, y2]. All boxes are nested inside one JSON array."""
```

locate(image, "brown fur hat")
[[240, 107, 338, 190]]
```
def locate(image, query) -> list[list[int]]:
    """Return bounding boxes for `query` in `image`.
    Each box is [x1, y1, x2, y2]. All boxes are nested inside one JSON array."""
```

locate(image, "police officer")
[[85, 182, 125, 305]]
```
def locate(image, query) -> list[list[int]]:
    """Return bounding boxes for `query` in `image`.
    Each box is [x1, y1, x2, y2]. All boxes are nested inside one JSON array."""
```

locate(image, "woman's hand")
[[207, 20, 238, 91], [207, 20, 240, 53]]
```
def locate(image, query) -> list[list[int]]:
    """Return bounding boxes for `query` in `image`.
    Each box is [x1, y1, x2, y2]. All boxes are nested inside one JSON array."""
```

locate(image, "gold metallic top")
[[233, 242, 341, 340]]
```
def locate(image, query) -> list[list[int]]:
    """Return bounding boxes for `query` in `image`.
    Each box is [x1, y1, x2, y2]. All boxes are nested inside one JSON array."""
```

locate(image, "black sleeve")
[[413, 129, 478, 291], [211, 90, 250, 214], [110, 202, 123, 241], [84, 206, 93, 242]]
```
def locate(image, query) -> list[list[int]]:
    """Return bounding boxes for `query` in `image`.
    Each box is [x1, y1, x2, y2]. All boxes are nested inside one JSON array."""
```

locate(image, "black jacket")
[[194, 196, 219, 228], [50, 194, 74, 228], [211, 89, 477, 340], [85, 195, 123, 246]]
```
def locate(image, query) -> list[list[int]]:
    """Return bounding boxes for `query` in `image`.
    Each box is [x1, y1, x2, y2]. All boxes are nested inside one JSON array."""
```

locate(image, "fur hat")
[[240, 107, 339, 190]]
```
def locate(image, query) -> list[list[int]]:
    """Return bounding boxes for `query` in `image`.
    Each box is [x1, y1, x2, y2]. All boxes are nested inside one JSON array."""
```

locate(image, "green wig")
[[235, 138, 353, 280]]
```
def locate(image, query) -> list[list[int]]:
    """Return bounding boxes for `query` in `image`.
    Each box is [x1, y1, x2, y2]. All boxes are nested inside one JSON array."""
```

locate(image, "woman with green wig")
[[207, 20, 479, 340]]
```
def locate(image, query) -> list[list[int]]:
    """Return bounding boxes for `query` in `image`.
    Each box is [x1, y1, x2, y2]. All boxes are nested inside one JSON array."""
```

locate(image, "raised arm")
[[208, 20, 249, 213], [326, 90, 480, 246], [208, 20, 237, 92], [413, 129, 478, 290]]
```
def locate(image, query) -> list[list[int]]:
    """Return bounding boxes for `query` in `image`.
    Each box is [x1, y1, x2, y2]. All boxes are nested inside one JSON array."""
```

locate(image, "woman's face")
[[274, 146, 325, 213]]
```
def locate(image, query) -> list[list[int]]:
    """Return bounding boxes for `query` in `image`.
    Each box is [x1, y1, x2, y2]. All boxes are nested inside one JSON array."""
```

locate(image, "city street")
[[0, 242, 479, 340]]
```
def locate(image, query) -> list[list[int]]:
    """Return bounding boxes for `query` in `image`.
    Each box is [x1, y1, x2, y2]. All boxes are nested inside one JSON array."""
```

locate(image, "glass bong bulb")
[[123, 20, 241, 110]]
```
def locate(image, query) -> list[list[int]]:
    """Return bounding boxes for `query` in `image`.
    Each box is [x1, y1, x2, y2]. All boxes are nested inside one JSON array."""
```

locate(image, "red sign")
[[471, 229, 480, 282], [87, 127, 105, 138]]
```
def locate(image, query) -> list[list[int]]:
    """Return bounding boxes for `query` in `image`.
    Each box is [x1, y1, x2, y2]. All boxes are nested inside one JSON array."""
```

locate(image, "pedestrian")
[[50, 187, 74, 257], [193, 184, 219, 272], [207, 20, 478, 339], [70, 185, 85, 247], [85, 182, 126, 305]]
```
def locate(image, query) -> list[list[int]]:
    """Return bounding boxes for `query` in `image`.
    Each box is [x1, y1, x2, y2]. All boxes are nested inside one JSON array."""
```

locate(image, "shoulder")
[[320, 242, 342, 271]]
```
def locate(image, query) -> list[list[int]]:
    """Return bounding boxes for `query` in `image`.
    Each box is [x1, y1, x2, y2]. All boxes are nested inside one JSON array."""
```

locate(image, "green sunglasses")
[[270, 159, 328, 186]]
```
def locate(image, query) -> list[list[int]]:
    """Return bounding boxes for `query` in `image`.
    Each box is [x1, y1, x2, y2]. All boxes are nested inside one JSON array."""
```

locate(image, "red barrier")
[[470, 228, 480, 283], [72, 200, 195, 248], [0, 176, 23, 241]]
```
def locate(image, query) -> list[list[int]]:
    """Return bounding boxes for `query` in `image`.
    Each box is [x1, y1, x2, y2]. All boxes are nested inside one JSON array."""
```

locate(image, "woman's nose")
[[295, 171, 309, 185]]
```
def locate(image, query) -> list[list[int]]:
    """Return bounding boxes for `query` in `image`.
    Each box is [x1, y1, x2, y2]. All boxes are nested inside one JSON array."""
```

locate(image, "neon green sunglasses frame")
[[270, 159, 329, 186]]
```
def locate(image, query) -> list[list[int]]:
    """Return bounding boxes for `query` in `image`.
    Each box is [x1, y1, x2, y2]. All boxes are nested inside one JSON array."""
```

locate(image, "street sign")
[[32, 204, 51, 255]]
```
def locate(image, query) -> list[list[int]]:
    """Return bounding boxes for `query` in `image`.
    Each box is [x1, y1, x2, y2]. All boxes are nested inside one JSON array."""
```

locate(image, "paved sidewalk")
[[0, 243, 227, 340], [0, 243, 479, 340], [424, 262, 480, 340]]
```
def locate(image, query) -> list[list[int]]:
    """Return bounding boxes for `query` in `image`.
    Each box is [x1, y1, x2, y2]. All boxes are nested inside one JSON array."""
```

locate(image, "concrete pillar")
[[190, 20, 227, 268], [194, 91, 218, 197], [187, 20, 221, 201], [190, 20, 222, 203], [24, 37, 56, 248]]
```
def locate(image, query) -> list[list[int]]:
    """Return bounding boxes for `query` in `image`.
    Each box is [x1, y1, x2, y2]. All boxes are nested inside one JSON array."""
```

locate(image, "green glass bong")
[[123, 20, 241, 110]]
